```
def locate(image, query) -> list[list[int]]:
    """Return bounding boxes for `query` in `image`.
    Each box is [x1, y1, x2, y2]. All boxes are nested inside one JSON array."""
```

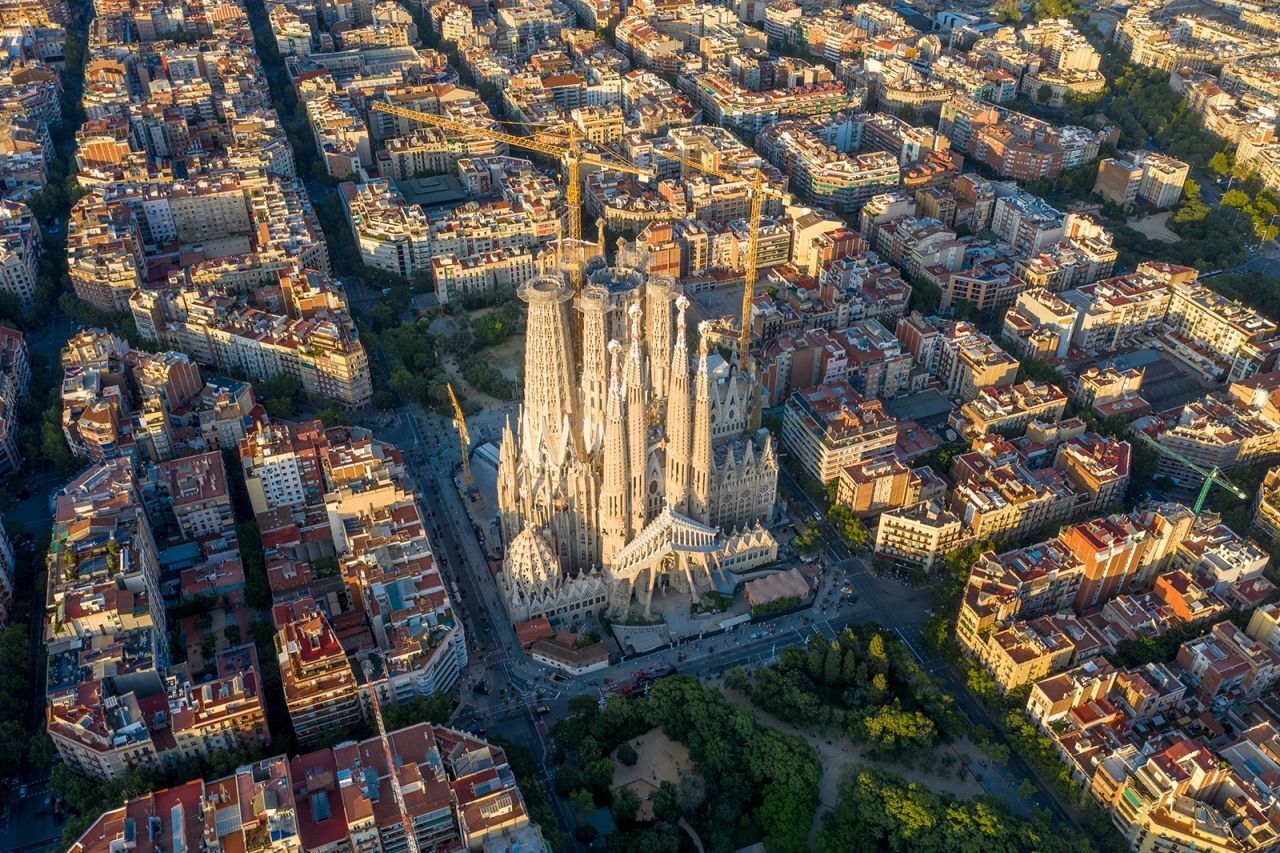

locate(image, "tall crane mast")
[[369, 102, 650, 291], [1134, 431, 1248, 513], [648, 148, 789, 370], [447, 381, 472, 488], [361, 660, 419, 853]]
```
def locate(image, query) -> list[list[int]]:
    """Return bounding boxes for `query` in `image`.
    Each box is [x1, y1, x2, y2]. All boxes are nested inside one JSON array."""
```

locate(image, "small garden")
[[730, 626, 965, 759]]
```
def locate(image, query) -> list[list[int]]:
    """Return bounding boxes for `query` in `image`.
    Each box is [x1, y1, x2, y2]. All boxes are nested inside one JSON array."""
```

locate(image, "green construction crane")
[[1135, 431, 1248, 514]]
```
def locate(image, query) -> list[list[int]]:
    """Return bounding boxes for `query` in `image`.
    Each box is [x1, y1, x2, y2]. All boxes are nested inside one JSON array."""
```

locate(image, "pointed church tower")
[[624, 303, 649, 536], [600, 340, 629, 566], [497, 415, 521, 547], [645, 278, 674, 403], [576, 284, 609, 452], [663, 294, 692, 514], [519, 277, 579, 467], [690, 321, 713, 525]]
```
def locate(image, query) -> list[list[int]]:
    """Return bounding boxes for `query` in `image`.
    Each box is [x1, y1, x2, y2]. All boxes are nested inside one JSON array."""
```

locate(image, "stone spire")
[[645, 278, 674, 403], [663, 294, 692, 514], [690, 321, 713, 525], [599, 339, 628, 566], [496, 414, 520, 545], [624, 302, 648, 536], [576, 285, 609, 452], [518, 277, 579, 468]]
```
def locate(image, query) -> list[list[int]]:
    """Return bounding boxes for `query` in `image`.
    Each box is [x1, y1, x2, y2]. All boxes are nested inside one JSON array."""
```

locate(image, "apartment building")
[[154, 451, 234, 543], [60, 330, 259, 465], [570, 103, 625, 146], [1163, 278, 1280, 383], [949, 450, 1074, 543], [872, 498, 964, 573], [979, 619, 1083, 692], [781, 382, 897, 483], [1176, 621, 1280, 700], [834, 319, 913, 400], [684, 66, 858, 133], [852, 111, 948, 166], [0, 325, 28, 477], [758, 121, 899, 213], [66, 192, 145, 312], [1016, 234, 1118, 296], [240, 420, 330, 515], [956, 537, 1084, 654], [270, 3, 313, 56], [835, 455, 926, 518], [46, 458, 267, 778], [342, 178, 431, 277], [379, 126, 502, 181], [990, 191, 1065, 256], [957, 500, 1198, 688], [1096, 735, 1277, 852], [70, 723, 543, 853], [1137, 390, 1280, 482], [1002, 287, 1076, 360], [1171, 521, 1270, 593], [1026, 657, 1122, 726], [1059, 514, 1150, 612], [1009, 17, 1100, 69], [303, 86, 372, 179], [757, 327, 849, 407], [1253, 465, 1280, 545], [1116, 10, 1278, 73], [935, 255, 1025, 313], [1054, 433, 1131, 518], [1093, 150, 1189, 209], [818, 258, 913, 325], [430, 247, 540, 305], [935, 320, 1019, 402], [243, 419, 468, 707], [326, 429, 468, 705], [1060, 265, 1180, 353], [951, 380, 1069, 440], [755, 311, 912, 406], [163, 646, 271, 764], [0, 198, 39, 307], [1246, 602, 1280, 654], [273, 598, 363, 746], [1069, 365, 1145, 413], [913, 171, 996, 231], [137, 269, 372, 408], [44, 462, 176, 779], [343, 172, 558, 275], [938, 96, 1109, 181]]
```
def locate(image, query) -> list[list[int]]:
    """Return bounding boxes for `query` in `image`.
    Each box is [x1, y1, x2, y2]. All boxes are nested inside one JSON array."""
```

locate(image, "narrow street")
[[0, 0, 92, 848]]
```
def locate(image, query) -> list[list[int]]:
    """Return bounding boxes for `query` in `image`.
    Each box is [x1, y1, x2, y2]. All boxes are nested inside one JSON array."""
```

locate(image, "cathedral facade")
[[496, 250, 779, 622]]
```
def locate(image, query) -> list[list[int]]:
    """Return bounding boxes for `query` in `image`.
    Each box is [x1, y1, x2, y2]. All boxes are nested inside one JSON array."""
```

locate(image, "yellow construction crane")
[[370, 102, 651, 290], [649, 148, 789, 370], [446, 382, 472, 488]]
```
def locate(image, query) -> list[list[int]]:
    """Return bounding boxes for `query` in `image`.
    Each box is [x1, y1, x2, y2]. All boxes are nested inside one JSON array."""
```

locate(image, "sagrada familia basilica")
[[496, 247, 779, 623]]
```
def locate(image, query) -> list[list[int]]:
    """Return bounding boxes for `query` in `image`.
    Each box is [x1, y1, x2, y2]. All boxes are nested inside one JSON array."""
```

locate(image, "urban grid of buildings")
[[8, 0, 1280, 848]]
